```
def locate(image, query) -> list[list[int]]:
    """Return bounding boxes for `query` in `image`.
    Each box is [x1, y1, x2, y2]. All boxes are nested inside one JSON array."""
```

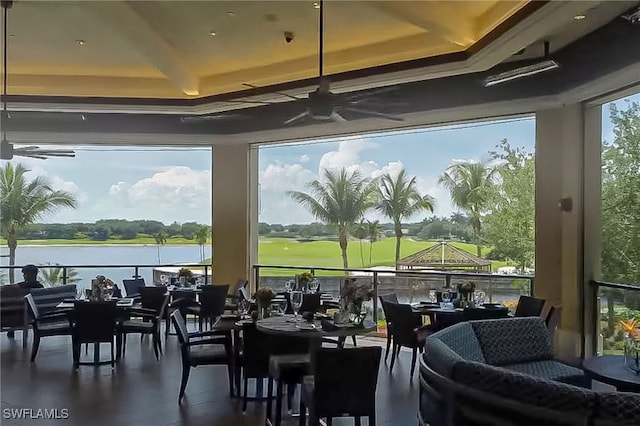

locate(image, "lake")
[[2, 244, 211, 289]]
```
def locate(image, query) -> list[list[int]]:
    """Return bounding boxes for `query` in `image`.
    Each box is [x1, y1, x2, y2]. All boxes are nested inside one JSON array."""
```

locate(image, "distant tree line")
[[16, 220, 210, 241]]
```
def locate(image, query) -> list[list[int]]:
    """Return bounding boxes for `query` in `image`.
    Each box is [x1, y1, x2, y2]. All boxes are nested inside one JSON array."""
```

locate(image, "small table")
[[582, 355, 640, 393]]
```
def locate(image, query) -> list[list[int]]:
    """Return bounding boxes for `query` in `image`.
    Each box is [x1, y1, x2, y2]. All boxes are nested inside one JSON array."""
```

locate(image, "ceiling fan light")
[[483, 59, 560, 87]]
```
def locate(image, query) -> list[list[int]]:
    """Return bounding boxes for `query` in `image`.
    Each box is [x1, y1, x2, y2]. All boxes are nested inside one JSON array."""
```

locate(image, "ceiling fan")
[[182, 0, 403, 125], [0, 0, 75, 160]]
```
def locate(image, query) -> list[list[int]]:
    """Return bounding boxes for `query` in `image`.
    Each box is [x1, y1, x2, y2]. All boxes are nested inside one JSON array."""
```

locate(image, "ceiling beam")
[[370, 1, 473, 46], [82, 1, 200, 96]]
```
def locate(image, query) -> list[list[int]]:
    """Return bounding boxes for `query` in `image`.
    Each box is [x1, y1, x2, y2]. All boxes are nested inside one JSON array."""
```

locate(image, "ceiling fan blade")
[[346, 86, 397, 101], [242, 83, 302, 101], [341, 107, 404, 121], [330, 112, 347, 123], [283, 111, 309, 125], [180, 114, 246, 123]]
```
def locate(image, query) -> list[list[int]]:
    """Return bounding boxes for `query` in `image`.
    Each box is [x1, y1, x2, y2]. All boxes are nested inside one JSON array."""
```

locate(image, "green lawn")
[[257, 237, 511, 276]]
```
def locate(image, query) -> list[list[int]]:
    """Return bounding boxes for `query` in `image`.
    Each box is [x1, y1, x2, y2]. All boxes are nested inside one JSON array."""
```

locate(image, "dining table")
[[411, 302, 510, 329]]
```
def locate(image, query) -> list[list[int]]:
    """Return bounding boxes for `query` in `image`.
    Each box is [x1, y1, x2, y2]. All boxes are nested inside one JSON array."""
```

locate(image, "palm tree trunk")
[[339, 229, 349, 269], [8, 234, 17, 284], [394, 224, 403, 263], [157, 245, 161, 264], [369, 241, 373, 266], [359, 239, 364, 266]]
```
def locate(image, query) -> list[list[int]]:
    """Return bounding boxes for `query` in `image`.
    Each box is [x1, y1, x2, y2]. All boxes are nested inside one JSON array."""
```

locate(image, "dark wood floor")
[[1, 329, 419, 426]]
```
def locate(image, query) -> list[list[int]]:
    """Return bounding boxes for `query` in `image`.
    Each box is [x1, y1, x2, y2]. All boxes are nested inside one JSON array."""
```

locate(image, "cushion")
[[425, 338, 465, 378], [471, 317, 553, 365], [429, 322, 485, 363], [452, 361, 597, 414], [595, 392, 640, 425], [503, 360, 587, 387]]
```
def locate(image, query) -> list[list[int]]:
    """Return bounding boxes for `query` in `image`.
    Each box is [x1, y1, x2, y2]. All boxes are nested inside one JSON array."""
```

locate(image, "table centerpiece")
[[91, 275, 115, 301], [255, 287, 276, 319], [620, 318, 640, 374], [177, 267, 193, 287], [339, 278, 374, 326], [296, 272, 314, 292], [457, 281, 477, 308]]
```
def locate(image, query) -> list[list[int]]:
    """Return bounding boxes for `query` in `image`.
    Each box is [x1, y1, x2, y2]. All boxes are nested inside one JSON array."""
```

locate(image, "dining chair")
[[379, 294, 399, 362], [170, 310, 233, 402], [239, 321, 274, 413], [515, 295, 546, 317], [123, 278, 145, 298], [545, 305, 562, 344], [24, 293, 72, 362], [225, 279, 248, 312], [299, 346, 382, 426], [187, 284, 230, 331], [119, 293, 170, 360], [70, 301, 118, 369], [384, 301, 424, 376]]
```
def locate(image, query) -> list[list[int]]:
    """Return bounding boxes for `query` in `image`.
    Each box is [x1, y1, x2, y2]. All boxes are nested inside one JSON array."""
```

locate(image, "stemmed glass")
[[277, 299, 287, 315], [441, 289, 452, 308], [238, 299, 250, 320], [309, 278, 319, 294], [284, 280, 294, 293], [291, 291, 303, 322], [475, 291, 486, 306], [428, 289, 437, 303]]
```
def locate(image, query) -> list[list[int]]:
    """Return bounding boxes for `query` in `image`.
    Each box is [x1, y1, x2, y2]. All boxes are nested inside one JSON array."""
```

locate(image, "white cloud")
[[260, 162, 316, 192], [95, 166, 212, 224], [318, 136, 378, 175], [299, 154, 310, 163]]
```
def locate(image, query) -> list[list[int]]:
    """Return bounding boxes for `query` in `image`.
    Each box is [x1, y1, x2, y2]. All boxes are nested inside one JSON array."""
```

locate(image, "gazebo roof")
[[396, 241, 491, 270]]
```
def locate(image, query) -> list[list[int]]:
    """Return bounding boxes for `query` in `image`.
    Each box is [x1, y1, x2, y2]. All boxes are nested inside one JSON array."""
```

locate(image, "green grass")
[[257, 237, 511, 276]]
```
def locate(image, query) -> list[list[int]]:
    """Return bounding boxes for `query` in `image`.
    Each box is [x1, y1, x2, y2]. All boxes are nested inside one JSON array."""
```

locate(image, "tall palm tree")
[[439, 162, 496, 257], [0, 163, 77, 283], [194, 225, 210, 262], [377, 170, 435, 263], [288, 167, 377, 269], [352, 220, 368, 266], [366, 220, 381, 266], [153, 231, 167, 263], [39, 264, 81, 287]]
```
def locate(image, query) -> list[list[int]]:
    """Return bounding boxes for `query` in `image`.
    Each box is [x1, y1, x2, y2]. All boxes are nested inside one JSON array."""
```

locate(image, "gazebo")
[[396, 241, 492, 272]]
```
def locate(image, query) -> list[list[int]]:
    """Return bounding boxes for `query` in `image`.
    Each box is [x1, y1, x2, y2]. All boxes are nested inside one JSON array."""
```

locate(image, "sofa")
[[419, 317, 640, 426]]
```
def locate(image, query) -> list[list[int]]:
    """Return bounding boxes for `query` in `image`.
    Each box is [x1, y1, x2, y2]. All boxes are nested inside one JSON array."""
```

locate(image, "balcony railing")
[[253, 264, 534, 323], [592, 280, 640, 355], [0, 263, 212, 288]]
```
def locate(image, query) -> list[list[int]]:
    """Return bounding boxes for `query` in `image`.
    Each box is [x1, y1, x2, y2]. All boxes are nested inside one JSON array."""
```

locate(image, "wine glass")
[[309, 278, 319, 294], [277, 299, 287, 315], [428, 289, 437, 303], [441, 289, 452, 309], [284, 280, 293, 293], [475, 291, 486, 306], [291, 291, 303, 322], [238, 299, 250, 319]]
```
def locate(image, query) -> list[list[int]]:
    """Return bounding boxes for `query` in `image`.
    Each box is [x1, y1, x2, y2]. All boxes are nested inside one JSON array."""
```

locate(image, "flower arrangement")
[[340, 278, 374, 303], [620, 318, 640, 374], [297, 272, 314, 284], [457, 281, 476, 295], [177, 267, 193, 278], [92, 275, 115, 301], [255, 287, 275, 307]]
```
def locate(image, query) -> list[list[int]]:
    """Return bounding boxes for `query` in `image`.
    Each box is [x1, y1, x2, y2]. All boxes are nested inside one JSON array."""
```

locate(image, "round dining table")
[[256, 314, 376, 340]]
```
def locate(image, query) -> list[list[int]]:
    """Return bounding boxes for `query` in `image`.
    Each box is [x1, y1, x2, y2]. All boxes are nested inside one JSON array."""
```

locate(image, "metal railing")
[[0, 263, 212, 287], [592, 279, 640, 355], [253, 264, 534, 323]]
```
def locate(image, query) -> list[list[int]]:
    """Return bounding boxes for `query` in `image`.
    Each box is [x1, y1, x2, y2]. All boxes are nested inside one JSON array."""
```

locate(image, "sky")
[[2, 93, 637, 226]]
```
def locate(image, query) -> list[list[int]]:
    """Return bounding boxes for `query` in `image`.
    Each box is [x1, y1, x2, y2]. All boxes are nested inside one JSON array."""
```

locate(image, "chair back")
[[71, 301, 117, 344], [545, 305, 562, 343], [123, 278, 145, 297], [230, 279, 248, 295], [515, 295, 546, 317], [312, 347, 382, 417], [379, 293, 399, 304], [24, 293, 41, 320], [384, 301, 422, 346], [241, 322, 274, 378], [199, 285, 230, 318], [29, 285, 77, 316], [170, 310, 190, 345], [139, 286, 167, 311], [0, 285, 29, 329], [238, 285, 250, 302]]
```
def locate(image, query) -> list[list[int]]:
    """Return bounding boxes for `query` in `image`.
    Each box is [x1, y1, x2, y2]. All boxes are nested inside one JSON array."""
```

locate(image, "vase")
[[459, 292, 473, 308], [179, 276, 187, 287], [624, 336, 640, 374], [258, 301, 271, 320]]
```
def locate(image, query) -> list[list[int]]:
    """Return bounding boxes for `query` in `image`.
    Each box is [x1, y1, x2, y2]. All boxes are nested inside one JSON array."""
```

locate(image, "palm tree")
[[366, 220, 381, 265], [377, 170, 435, 263], [194, 225, 210, 262], [153, 231, 167, 263], [288, 168, 377, 268], [0, 163, 77, 283], [39, 264, 80, 287], [439, 162, 496, 257]]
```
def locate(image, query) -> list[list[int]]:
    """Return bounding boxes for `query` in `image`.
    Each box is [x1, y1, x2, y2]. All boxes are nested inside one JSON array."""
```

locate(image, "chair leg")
[[369, 412, 376, 426], [354, 417, 361, 426], [122, 333, 127, 357], [351, 335, 357, 347], [389, 343, 398, 372], [72, 342, 80, 369], [275, 380, 283, 426], [287, 384, 296, 412], [299, 400, 306, 426], [226, 361, 234, 398], [326, 418, 332, 426], [179, 364, 190, 402], [266, 377, 274, 425], [410, 347, 418, 377], [115, 332, 123, 361], [30, 334, 41, 363], [152, 332, 160, 360], [384, 333, 391, 363], [110, 342, 115, 369], [242, 375, 249, 413], [157, 329, 163, 355]]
